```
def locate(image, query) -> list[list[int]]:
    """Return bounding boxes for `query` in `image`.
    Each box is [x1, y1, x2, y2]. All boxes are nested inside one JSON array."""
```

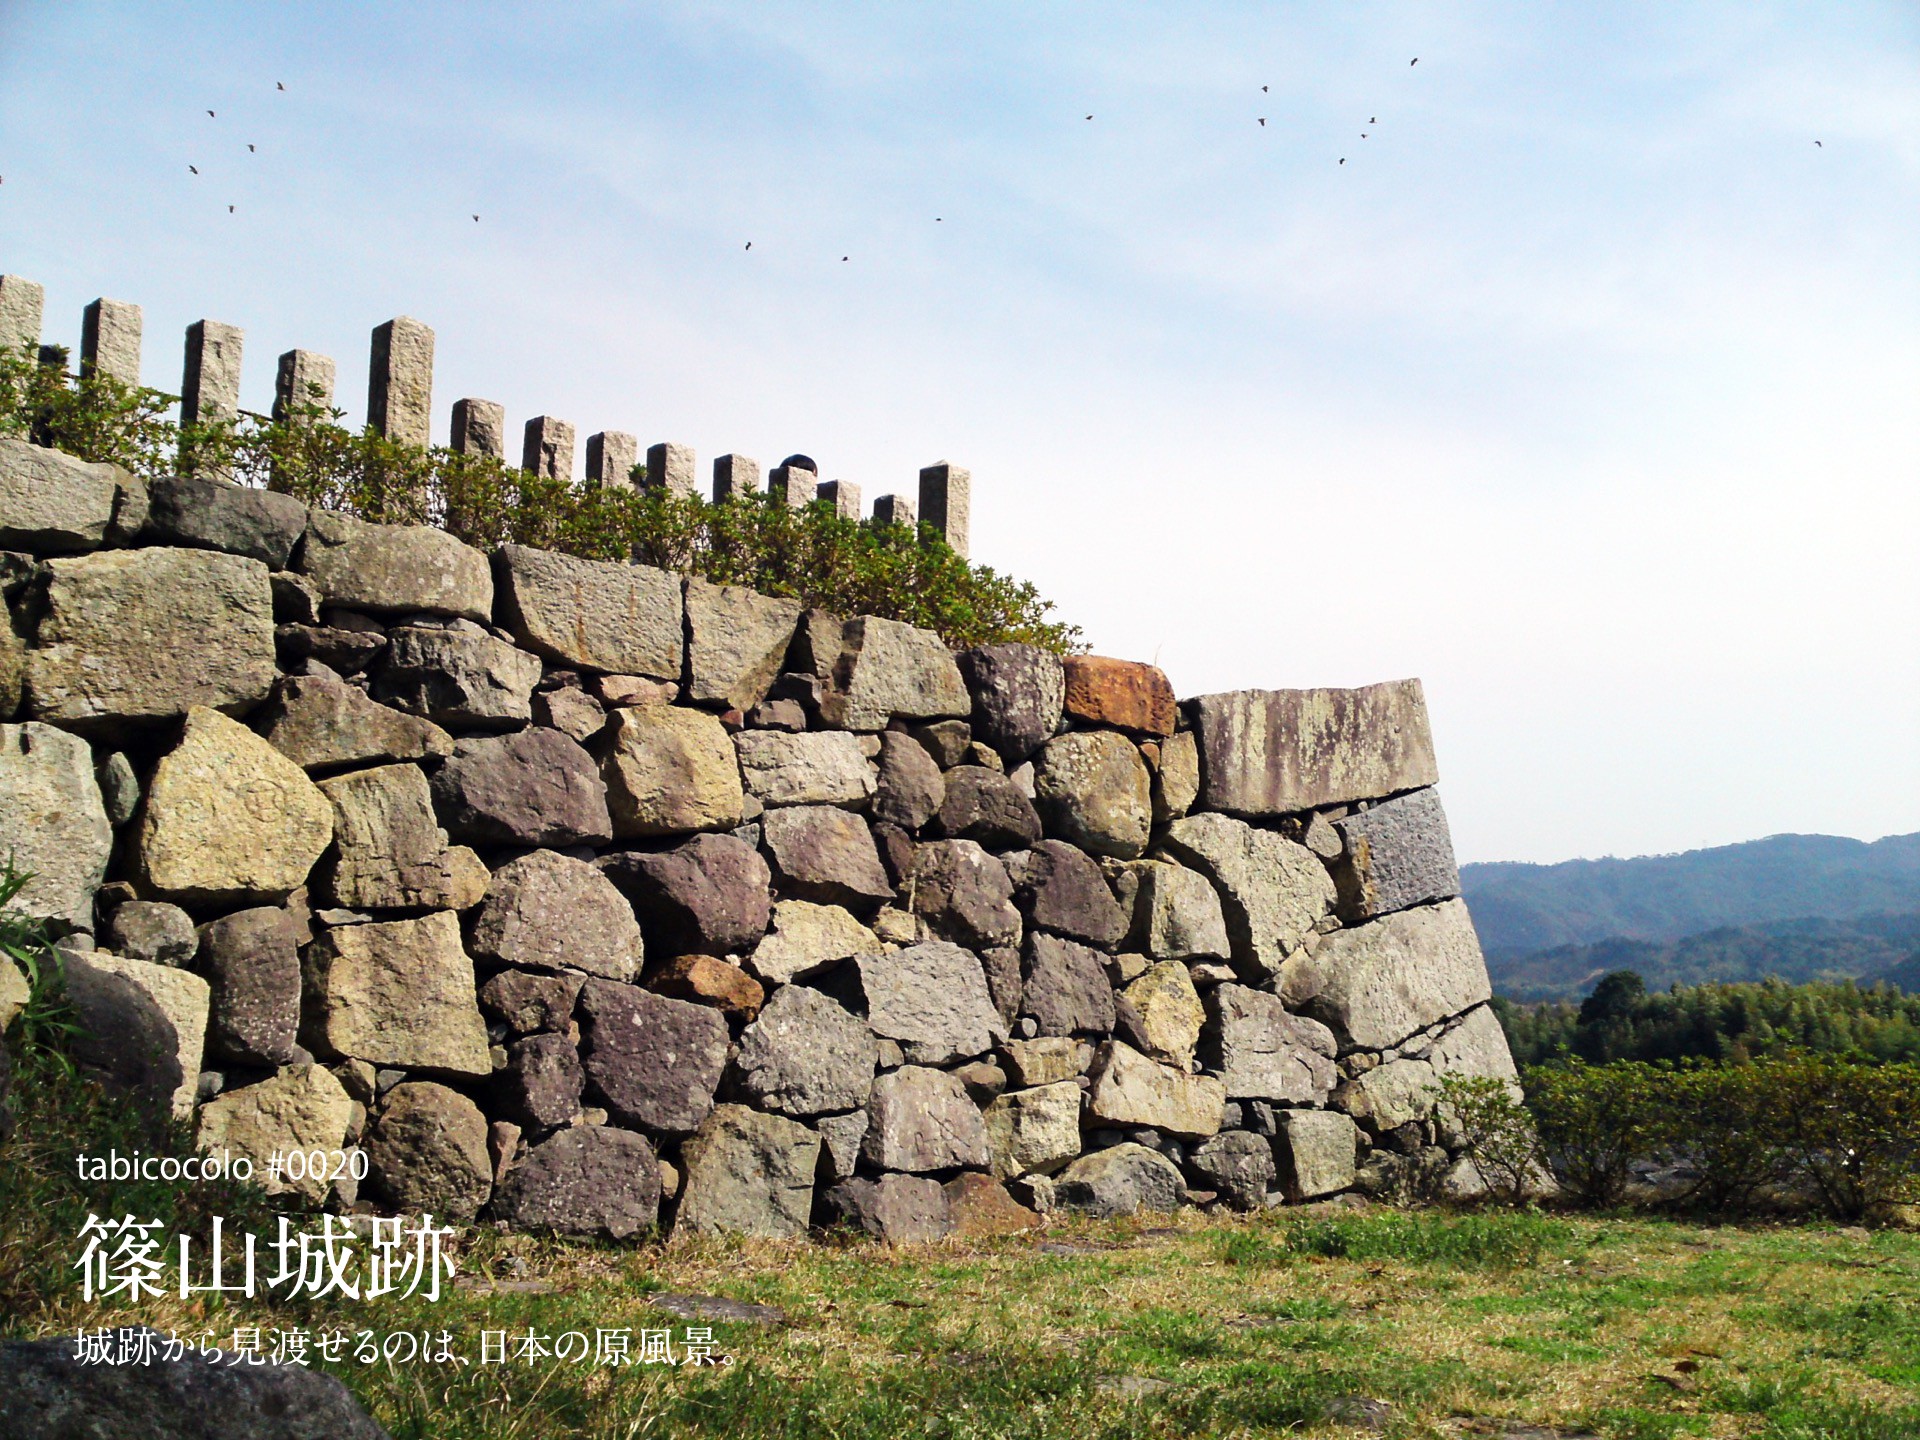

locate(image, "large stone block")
[[747, 900, 880, 984], [431, 727, 612, 847], [1032, 731, 1151, 859], [0, 437, 123, 554], [596, 705, 744, 837], [0, 723, 110, 931], [28, 548, 275, 731], [365, 1080, 492, 1222], [861, 1065, 990, 1172], [492, 1125, 661, 1239], [1129, 861, 1230, 961], [856, 941, 1006, 1065], [676, 1104, 820, 1239], [1011, 839, 1127, 948], [374, 624, 543, 731], [478, 968, 583, 1035], [599, 833, 772, 956], [1200, 983, 1337, 1104], [1061, 655, 1176, 737], [1022, 932, 1116, 1037], [956, 643, 1064, 764], [982, 1080, 1082, 1178], [198, 906, 302, 1066], [933, 766, 1042, 850], [735, 729, 874, 808], [497, 1032, 584, 1131], [471, 849, 643, 980], [729, 983, 877, 1117], [137, 708, 334, 907], [683, 576, 802, 711], [1276, 1109, 1358, 1200], [1051, 1142, 1183, 1218], [494, 545, 682, 678], [196, 1064, 353, 1202], [1189, 681, 1439, 815], [254, 670, 451, 773], [1160, 812, 1334, 979], [303, 912, 491, 1075], [1118, 960, 1204, 1069], [908, 838, 1018, 949], [871, 730, 944, 829], [1280, 898, 1492, 1051], [1152, 730, 1199, 822], [1085, 1040, 1225, 1140], [144, 473, 309, 568], [317, 763, 488, 910], [760, 805, 893, 907], [63, 952, 209, 1119], [1333, 1057, 1436, 1131], [1332, 786, 1462, 921], [577, 979, 727, 1134], [1188, 1130, 1276, 1211], [299, 509, 491, 621], [814, 615, 969, 731], [820, 1174, 953, 1245]]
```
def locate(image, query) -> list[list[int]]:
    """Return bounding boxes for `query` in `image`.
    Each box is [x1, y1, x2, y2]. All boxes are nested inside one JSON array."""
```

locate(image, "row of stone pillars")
[[0, 275, 971, 557]]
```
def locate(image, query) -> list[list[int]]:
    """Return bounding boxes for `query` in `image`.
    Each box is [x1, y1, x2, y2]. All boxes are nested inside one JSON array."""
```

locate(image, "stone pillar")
[[451, 399, 506, 458], [768, 462, 817, 509], [872, 494, 916, 529], [81, 298, 143, 386], [367, 317, 434, 448], [645, 442, 697, 499], [587, 431, 639, 488], [180, 321, 244, 426], [712, 453, 760, 502], [523, 417, 576, 480], [274, 350, 337, 425], [817, 480, 861, 520], [918, 461, 970, 558], [0, 276, 45, 356]]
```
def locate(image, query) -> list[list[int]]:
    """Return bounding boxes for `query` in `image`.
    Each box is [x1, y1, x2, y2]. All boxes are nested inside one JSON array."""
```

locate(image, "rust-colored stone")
[[646, 953, 766, 1020], [1061, 656, 1176, 737], [943, 1172, 1041, 1236]]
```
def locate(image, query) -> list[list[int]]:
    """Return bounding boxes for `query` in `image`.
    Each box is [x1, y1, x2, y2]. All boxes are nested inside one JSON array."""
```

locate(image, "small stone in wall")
[[497, 1033, 585, 1132], [101, 901, 196, 967], [62, 952, 209, 1120], [199, 906, 303, 1066], [1160, 812, 1334, 980], [470, 849, 642, 981], [815, 616, 970, 731], [532, 684, 607, 743], [1032, 731, 1152, 860], [1187, 1130, 1276, 1211], [747, 900, 881, 985], [1200, 983, 1338, 1104], [299, 510, 493, 622], [1000, 1036, 1094, 1087], [1022, 932, 1117, 1037], [478, 968, 583, 1035], [932, 766, 1042, 850], [1118, 961, 1204, 1069], [862, 1065, 991, 1172], [856, 941, 1007, 1066], [491, 1125, 661, 1239], [760, 805, 893, 908], [1085, 1040, 1225, 1141], [909, 719, 972, 768], [735, 729, 874, 808], [683, 576, 803, 712], [944, 1172, 1042, 1236], [303, 912, 491, 1076], [816, 1109, 870, 1182], [577, 979, 728, 1135], [1012, 839, 1128, 949], [1051, 1142, 1184, 1219], [596, 705, 745, 837], [820, 1174, 953, 1245], [318, 763, 490, 911], [1276, 1109, 1359, 1201], [956, 643, 1064, 764], [196, 1063, 353, 1203], [1151, 730, 1199, 822], [982, 1080, 1082, 1179], [258, 670, 454, 773], [646, 953, 765, 1020], [598, 833, 772, 956], [909, 838, 1019, 950], [374, 624, 543, 731], [494, 545, 682, 678], [365, 1080, 493, 1223]]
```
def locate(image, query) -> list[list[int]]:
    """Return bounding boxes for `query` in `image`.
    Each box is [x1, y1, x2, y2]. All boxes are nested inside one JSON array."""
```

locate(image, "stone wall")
[[0, 430, 1518, 1244]]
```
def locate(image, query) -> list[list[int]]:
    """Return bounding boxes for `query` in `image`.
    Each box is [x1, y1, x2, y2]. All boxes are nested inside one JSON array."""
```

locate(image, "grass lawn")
[[16, 1203, 1920, 1439]]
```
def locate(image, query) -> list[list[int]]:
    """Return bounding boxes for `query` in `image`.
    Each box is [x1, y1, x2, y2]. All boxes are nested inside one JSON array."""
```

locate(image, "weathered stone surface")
[[1333, 1057, 1437, 1131], [1052, 1142, 1184, 1218], [862, 1065, 991, 1171], [856, 941, 1006, 1065], [1013, 839, 1128, 947], [1190, 681, 1439, 815], [304, 912, 490, 1075], [596, 705, 744, 837], [1281, 899, 1491, 1051], [735, 729, 874, 808], [684, 576, 803, 711], [821, 1174, 953, 1244], [137, 709, 334, 907], [101, 901, 195, 965], [0, 1328, 393, 1440], [256, 670, 451, 772], [196, 1064, 353, 1202], [1119, 961, 1204, 1068], [980, 944, 1023, 1024], [318, 763, 488, 910], [1061, 655, 1176, 737], [198, 906, 302, 1065], [93, 749, 138, 825], [0, 956, 28, 1032], [300, 509, 492, 621], [1152, 730, 1199, 822], [1188, 1130, 1276, 1211], [730, 983, 876, 1116], [498, 1032, 584, 1131], [870, 730, 945, 829], [1200, 984, 1338, 1103], [1332, 787, 1461, 921], [647, 953, 765, 1018], [64, 953, 209, 1119], [375, 624, 543, 730], [28, 548, 275, 729], [815, 615, 970, 731], [0, 437, 126, 554], [816, 1109, 869, 1182], [1023, 932, 1117, 1037], [493, 545, 682, 677], [675, 1103, 820, 1238], [493, 1125, 661, 1238], [1000, 1036, 1093, 1087], [577, 979, 728, 1134], [910, 718, 973, 768], [471, 849, 642, 980], [366, 1081, 492, 1221], [944, 1172, 1041, 1236], [760, 805, 893, 907], [956, 644, 1064, 764], [909, 838, 1019, 949], [275, 621, 386, 675], [747, 900, 880, 984], [599, 834, 771, 956], [1427, 1003, 1520, 1090], [934, 766, 1042, 850], [1160, 813, 1335, 978], [982, 1081, 1082, 1178], [432, 726, 612, 847], [1085, 1040, 1225, 1140], [145, 473, 309, 568], [1032, 731, 1152, 859], [1130, 862, 1230, 961], [0, 614, 23, 723], [478, 968, 583, 1034], [1276, 1109, 1359, 1200], [532, 684, 607, 743]]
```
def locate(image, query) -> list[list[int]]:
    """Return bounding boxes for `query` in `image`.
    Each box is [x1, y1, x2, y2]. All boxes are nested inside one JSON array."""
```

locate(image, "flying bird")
[[744, 241, 751, 249], [247, 144, 255, 152], [207, 109, 215, 117], [1814, 140, 1823, 147], [1262, 85, 1268, 92], [276, 81, 285, 90], [935, 217, 942, 221], [1370, 116, 1376, 123], [472, 214, 480, 221], [841, 255, 849, 261], [228, 205, 234, 213], [1085, 114, 1092, 120], [189, 165, 199, 174], [1258, 118, 1266, 126], [1410, 57, 1418, 65], [1339, 157, 1346, 164]]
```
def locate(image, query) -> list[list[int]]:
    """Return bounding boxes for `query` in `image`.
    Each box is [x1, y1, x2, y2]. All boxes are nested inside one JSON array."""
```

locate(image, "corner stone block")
[[81, 298, 143, 385], [367, 317, 434, 448], [917, 461, 970, 558], [523, 416, 575, 480], [0, 275, 45, 354], [1279, 897, 1493, 1052], [0, 436, 123, 554], [712, 453, 760, 501], [1189, 679, 1439, 816], [303, 911, 491, 1075], [274, 349, 337, 424], [180, 320, 243, 426], [450, 398, 506, 457], [646, 442, 697, 498], [1061, 655, 1176, 737], [817, 480, 861, 519], [297, 509, 492, 621], [587, 430, 638, 488], [0, 722, 112, 933], [1332, 786, 1462, 920]]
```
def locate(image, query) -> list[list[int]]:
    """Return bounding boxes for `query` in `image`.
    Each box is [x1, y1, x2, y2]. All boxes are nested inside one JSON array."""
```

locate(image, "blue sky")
[[2, 2, 1915, 863]]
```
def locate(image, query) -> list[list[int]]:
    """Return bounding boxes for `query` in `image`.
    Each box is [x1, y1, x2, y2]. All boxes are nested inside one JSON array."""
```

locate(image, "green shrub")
[[1524, 1061, 1672, 1209], [1432, 1073, 1542, 1207], [1770, 1056, 1920, 1222]]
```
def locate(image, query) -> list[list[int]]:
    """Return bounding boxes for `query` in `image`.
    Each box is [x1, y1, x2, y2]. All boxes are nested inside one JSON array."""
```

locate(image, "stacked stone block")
[[0, 432, 1517, 1244]]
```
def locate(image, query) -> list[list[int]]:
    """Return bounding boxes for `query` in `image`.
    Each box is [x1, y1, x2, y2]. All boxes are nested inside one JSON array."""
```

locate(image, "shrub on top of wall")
[[0, 347, 1081, 654]]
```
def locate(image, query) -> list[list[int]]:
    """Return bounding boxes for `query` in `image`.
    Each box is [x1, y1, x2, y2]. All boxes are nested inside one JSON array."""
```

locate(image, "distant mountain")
[[1485, 912, 1920, 1004], [1461, 832, 1920, 960]]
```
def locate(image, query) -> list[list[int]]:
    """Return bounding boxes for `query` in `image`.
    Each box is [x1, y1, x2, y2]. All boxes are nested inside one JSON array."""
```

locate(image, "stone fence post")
[[368, 318, 434, 447], [524, 417, 575, 480], [587, 431, 638, 489], [81, 299, 142, 386], [451, 399, 506, 458], [0, 276, 44, 355], [646, 442, 697, 498], [275, 350, 337, 426], [918, 461, 969, 557]]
